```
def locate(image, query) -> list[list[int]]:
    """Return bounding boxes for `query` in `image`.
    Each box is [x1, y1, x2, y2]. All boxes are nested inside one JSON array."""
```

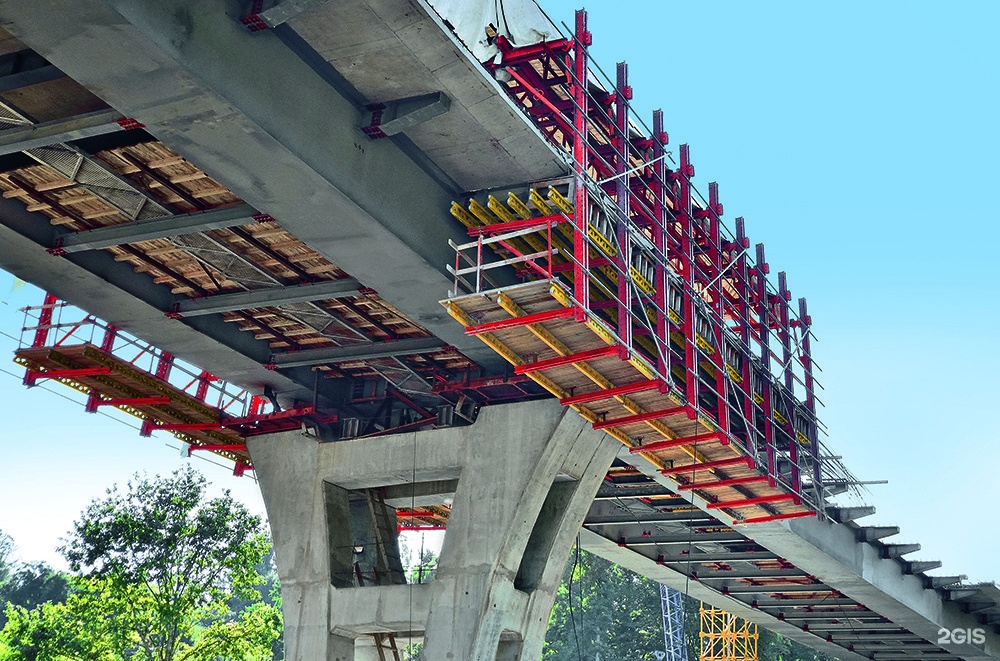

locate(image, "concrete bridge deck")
[[0, 1, 995, 659]]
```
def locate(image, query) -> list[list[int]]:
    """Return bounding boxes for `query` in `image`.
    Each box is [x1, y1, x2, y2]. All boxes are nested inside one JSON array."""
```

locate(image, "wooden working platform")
[[14, 343, 295, 467], [443, 279, 813, 524]]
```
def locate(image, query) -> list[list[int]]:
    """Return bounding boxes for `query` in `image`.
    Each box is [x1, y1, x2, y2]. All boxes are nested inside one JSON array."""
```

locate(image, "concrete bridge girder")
[[1, 1, 998, 659], [0, 0, 565, 383], [248, 400, 619, 660]]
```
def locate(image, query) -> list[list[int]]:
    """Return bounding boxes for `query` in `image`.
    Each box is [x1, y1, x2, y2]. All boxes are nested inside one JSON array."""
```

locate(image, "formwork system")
[[442, 9, 855, 524]]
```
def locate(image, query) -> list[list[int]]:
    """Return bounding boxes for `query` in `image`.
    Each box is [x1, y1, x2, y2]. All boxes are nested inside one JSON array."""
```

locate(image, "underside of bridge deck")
[[0, 1, 996, 660]]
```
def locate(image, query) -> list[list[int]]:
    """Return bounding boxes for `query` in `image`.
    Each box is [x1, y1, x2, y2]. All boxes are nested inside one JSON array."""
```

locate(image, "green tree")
[[2, 577, 137, 661], [0, 531, 13, 588], [545, 548, 665, 660], [2, 466, 280, 661], [0, 562, 70, 626], [227, 549, 283, 660]]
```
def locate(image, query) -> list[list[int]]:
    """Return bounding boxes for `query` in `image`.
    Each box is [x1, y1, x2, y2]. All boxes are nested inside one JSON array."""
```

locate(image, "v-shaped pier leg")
[[249, 400, 618, 660]]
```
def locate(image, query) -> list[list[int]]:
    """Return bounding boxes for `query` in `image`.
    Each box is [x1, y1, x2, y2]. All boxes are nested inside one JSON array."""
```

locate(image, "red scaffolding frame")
[[443, 10, 842, 523], [13, 297, 321, 471]]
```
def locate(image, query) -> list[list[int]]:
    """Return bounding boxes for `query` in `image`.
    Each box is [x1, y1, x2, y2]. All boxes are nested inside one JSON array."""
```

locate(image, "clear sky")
[[1, 0, 998, 587]]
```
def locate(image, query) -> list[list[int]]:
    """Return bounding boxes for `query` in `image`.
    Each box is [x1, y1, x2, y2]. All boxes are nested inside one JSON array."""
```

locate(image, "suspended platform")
[[12, 296, 441, 534], [14, 340, 312, 469], [444, 279, 813, 525]]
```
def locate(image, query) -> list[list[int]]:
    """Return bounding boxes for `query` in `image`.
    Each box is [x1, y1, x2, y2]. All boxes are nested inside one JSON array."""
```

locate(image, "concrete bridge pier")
[[248, 400, 619, 660]]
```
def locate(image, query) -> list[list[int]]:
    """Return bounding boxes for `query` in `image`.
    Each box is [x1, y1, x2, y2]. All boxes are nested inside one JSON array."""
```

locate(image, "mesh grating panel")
[[278, 301, 367, 343], [0, 100, 31, 128], [26, 144, 171, 221], [171, 233, 279, 288]]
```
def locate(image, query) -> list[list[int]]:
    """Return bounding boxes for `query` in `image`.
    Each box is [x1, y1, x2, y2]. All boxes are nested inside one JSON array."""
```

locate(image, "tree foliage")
[[0, 532, 13, 588], [543, 548, 839, 661], [0, 563, 70, 627], [544, 548, 669, 660], [0, 466, 281, 661]]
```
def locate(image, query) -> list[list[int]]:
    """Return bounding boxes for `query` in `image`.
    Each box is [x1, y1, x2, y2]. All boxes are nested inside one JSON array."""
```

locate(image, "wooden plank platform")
[[443, 279, 814, 524], [15, 343, 251, 464]]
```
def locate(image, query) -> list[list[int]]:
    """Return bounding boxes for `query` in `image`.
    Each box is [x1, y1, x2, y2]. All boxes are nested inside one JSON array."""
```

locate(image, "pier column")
[[249, 400, 619, 660]]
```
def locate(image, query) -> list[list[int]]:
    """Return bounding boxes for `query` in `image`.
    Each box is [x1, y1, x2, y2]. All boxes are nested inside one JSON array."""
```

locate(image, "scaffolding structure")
[[661, 584, 687, 661], [442, 9, 861, 523], [699, 607, 758, 661], [13, 294, 310, 472]]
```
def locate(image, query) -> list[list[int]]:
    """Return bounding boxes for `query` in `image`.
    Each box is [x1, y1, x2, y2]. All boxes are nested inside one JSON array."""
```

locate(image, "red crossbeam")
[[742, 511, 817, 525], [596, 405, 688, 431], [496, 36, 573, 66], [467, 214, 567, 236], [678, 475, 770, 491], [150, 406, 317, 434], [707, 493, 800, 510], [515, 345, 620, 374], [560, 379, 662, 406], [628, 430, 722, 452], [466, 307, 575, 335], [660, 455, 755, 476], [30, 367, 112, 380], [228, 405, 315, 426]]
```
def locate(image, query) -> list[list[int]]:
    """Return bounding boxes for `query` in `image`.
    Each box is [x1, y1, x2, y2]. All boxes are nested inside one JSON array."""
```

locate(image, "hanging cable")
[[567, 532, 583, 661]]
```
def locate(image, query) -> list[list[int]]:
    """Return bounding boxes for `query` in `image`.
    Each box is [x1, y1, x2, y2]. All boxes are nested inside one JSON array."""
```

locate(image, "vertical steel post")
[[777, 272, 800, 492], [99, 324, 118, 352], [250, 394, 267, 416], [755, 244, 776, 487], [707, 182, 728, 435], [614, 61, 632, 357], [799, 296, 823, 505], [652, 110, 670, 388], [572, 9, 591, 321], [777, 272, 794, 391], [677, 145, 697, 412], [86, 322, 118, 412], [195, 371, 214, 402], [154, 351, 174, 382], [23, 293, 59, 387], [31, 293, 58, 348], [735, 218, 754, 456]]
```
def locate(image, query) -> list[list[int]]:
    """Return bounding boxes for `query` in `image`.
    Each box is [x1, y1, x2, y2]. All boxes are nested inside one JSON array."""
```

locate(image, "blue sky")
[[1, 0, 998, 586]]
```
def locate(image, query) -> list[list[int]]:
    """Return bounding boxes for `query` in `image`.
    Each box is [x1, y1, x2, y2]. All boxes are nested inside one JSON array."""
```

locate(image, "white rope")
[[596, 152, 671, 185]]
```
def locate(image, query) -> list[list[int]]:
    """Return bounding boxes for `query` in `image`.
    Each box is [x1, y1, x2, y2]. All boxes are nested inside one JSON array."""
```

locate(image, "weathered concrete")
[[0, 0, 568, 376], [249, 400, 619, 660], [0, 197, 316, 406], [759, 516, 1000, 660], [581, 445, 1000, 661]]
